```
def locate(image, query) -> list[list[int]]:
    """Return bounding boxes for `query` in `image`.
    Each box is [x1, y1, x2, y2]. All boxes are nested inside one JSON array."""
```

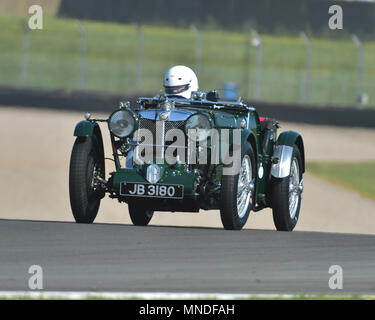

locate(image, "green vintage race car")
[[69, 92, 305, 231]]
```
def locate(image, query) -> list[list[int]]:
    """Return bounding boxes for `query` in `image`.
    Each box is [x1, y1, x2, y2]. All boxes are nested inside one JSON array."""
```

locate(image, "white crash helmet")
[[164, 65, 198, 99]]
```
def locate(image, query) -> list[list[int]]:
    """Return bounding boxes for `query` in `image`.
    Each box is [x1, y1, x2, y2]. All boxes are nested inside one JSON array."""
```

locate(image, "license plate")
[[120, 182, 184, 199]]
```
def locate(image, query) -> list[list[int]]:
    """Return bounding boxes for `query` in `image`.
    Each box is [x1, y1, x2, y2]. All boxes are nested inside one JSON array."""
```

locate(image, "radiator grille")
[[138, 118, 185, 146]]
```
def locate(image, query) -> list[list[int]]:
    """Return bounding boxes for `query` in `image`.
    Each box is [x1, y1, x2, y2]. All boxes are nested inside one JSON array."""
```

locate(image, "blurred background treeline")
[[0, 0, 374, 107], [2, 0, 374, 35], [59, 0, 375, 36]]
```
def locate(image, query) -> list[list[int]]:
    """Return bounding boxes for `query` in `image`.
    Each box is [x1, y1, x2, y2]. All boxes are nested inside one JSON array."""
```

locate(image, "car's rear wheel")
[[220, 142, 256, 230], [128, 200, 154, 226], [271, 145, 303, 231], [69, 136, 105, 224]]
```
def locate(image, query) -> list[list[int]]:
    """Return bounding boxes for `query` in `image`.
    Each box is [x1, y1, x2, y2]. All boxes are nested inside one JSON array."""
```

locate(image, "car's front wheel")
[[220, 142, 256, 230], [69, 136, 105, 224], [271, 145, 303, 231]]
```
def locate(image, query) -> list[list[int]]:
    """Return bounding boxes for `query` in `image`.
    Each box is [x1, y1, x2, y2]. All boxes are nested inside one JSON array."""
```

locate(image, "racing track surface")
[[0, 219, 374, 294]]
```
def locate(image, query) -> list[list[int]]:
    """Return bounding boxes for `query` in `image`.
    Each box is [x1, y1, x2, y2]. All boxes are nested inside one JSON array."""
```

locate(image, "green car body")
[[70, 93, 305, 230]]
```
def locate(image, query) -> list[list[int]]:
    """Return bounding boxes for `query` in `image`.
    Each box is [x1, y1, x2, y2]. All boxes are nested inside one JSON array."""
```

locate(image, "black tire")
[[220, 142, 256, 230], [69, 136, 105, 224], [271, 145, 303, 231], [128, 200, 154, 226]]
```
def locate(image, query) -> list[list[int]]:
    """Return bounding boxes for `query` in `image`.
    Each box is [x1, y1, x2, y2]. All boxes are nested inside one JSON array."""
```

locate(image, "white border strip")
[[0, 291, 373, 300]]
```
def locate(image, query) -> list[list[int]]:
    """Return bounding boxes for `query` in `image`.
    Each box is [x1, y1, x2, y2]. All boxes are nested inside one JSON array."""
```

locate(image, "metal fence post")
[[190, 25, 202, 78], [20, 19, 30, 87], [136, 25, 144, 92], [77, 20, 87, 90], [244, 36, 251, 99], [352, 34, 364, 107], [251, 29, 262, 100], [300, 32, 312, 104]]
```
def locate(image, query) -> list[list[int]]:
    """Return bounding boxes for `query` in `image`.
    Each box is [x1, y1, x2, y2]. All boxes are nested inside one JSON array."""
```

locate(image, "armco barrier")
[[58, 0, 375, 36], [0, 85, 375, 128]]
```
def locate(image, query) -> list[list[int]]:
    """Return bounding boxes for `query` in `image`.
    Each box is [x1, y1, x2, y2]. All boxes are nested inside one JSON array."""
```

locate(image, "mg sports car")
[[69, 91, 305, 231]]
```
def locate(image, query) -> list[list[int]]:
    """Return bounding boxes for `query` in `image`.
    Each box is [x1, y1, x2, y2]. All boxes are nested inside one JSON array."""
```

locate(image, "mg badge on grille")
[[159, 112, 169, 120], [146, 164, 161, 184]]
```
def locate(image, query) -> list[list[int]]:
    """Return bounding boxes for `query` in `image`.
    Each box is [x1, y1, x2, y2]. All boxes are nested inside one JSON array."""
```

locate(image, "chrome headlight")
[[108, 109, 137, 138], [185, 114, 212, 142]]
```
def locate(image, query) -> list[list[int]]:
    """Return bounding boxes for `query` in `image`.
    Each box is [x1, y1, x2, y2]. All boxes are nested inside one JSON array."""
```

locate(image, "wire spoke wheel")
[[237, 155, 252, 219], [271, 145, 303, 231], [288, 158, 300, 219], [220, 142, 255, 230]]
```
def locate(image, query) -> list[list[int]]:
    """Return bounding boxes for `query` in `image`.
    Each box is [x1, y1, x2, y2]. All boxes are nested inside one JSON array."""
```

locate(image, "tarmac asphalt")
[[0, 219, 374, 294]]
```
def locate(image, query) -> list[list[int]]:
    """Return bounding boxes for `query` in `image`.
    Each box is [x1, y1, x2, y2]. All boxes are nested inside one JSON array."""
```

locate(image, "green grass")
[[307, 162, 375, 201], [1, 15, 375, 106]]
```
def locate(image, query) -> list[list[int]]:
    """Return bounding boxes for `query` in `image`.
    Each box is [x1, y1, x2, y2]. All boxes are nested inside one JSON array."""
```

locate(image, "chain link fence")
[[0, 16, 374, 108]]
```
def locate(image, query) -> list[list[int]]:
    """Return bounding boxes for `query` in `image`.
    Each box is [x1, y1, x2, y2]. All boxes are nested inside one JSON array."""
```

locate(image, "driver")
[[164, 65, 198, 99], [163, 65, 278, 150]]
